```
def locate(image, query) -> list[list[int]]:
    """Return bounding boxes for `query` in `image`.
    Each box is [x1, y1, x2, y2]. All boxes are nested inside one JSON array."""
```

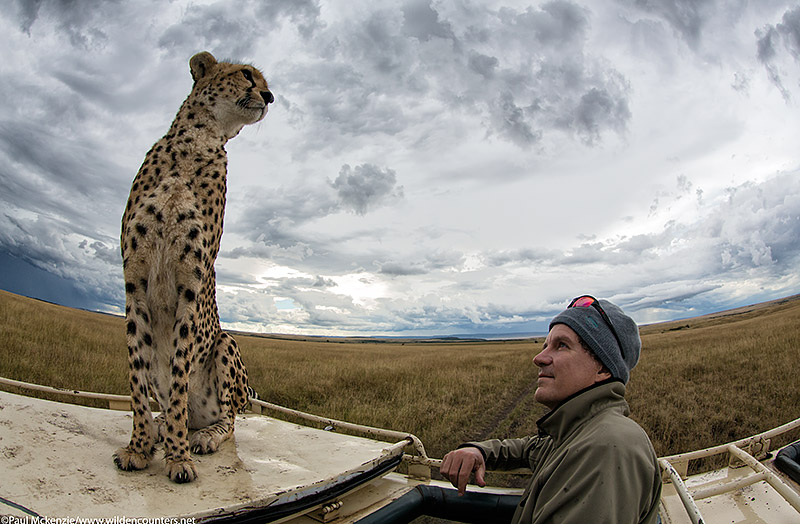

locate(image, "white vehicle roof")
[[0, 389, 406, 521]]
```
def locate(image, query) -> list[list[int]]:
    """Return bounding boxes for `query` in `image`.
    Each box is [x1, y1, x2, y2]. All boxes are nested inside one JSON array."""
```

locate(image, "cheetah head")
[[189, 51, 274, 139]]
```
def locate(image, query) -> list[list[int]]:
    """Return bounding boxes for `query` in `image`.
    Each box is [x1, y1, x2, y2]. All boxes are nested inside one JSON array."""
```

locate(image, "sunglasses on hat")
[[568, 295, 624, 356]]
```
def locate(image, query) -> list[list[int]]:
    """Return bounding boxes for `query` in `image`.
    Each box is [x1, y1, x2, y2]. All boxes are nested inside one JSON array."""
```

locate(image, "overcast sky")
[[1, 0, 799, 336]]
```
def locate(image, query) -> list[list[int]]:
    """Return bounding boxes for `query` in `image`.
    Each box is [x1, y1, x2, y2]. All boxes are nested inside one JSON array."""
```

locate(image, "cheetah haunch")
[[113, 52, 273, 483]]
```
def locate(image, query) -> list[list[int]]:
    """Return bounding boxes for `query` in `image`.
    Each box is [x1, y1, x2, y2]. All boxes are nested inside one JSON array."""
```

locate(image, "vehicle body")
[[1, 377, 799, 523]]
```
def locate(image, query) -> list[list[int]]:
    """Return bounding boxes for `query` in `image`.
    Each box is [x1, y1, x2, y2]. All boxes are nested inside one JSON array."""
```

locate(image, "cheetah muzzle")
[[113, 51, 272, 483]]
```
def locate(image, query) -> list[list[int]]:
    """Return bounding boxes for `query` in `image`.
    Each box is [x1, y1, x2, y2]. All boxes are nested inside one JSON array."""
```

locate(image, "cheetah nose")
[[262, 91, 274, 104]]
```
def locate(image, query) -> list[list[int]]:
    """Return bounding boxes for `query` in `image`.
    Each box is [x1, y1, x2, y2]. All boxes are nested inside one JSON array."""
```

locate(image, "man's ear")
[[596, 367, 612, 383], [190, 51, 217, 83]]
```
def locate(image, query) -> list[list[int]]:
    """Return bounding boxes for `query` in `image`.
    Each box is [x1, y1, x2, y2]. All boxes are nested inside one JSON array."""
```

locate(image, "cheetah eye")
[[241, 69, 254, 82]]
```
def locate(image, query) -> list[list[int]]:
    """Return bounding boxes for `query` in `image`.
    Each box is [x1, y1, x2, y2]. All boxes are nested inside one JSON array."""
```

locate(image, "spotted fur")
[[113, 52, 273, 483]]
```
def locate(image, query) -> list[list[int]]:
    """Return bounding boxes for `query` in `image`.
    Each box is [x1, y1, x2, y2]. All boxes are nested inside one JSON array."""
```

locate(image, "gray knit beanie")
[[549, 299, 641, 384]]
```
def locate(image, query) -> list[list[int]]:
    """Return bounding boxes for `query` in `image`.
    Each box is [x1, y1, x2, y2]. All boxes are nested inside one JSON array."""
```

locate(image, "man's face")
[[533, 324, 611, 409]]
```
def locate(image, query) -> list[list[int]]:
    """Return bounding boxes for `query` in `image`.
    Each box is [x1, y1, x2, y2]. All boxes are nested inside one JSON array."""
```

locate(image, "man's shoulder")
[[580, 406, 655, 451]]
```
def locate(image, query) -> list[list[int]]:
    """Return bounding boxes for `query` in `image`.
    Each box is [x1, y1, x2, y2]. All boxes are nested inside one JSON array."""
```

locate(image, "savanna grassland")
[[1, 288, 799, 470]]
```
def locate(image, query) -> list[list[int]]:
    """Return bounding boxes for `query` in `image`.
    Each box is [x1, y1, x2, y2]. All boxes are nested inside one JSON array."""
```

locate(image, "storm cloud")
[[332, 164, 404, 215], [756, 5, 800, 100]]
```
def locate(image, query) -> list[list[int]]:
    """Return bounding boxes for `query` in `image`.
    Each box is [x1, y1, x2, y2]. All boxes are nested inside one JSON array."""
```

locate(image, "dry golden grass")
[[239, 335, 538, 457], [0, 290, 128, 396], [631, 298, 800, 459], [1, 288, 799, 467]]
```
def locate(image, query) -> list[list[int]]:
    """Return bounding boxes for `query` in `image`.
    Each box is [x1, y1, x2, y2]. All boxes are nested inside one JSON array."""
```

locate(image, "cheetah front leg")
[[190, 333, 245, 454], [161, 311, 200, 483], [113, 300, 158, 472]]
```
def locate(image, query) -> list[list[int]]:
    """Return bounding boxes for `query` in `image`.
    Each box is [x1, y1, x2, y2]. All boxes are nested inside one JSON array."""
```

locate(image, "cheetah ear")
[[190, 52, 218, 83]]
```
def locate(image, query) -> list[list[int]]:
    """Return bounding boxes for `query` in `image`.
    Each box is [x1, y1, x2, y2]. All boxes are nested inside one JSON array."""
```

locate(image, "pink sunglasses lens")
[[571, 296, 595, 308]]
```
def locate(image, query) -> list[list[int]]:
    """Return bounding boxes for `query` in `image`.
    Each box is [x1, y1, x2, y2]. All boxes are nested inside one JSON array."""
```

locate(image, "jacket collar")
[[536, 379, 630, 444]]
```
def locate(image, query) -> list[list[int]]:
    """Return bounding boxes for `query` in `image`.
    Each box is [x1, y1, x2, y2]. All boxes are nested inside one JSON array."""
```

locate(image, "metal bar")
[[248, 398, 433, 462], [660, 459, 706, 524], [0, 376, 134, 403], [727, 444, 800, 513], [690, 472, 767, 500], [661, 416, 800, 465]]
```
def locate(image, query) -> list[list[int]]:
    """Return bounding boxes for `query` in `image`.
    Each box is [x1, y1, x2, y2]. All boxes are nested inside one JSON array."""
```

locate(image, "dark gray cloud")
[[460, 1, 632, 147], [233, 185, 337, 249], [370, 292, 557, 335], [568, 86, 632, 145], [255, 0, 324, 39], [0, 213, 122, 310], [484, 247, 557, 267], [158, 3, 260, 60], [332, 163, 404, 215], [488, 91, 542, 147], [157, 0, 323, 59], [277, 0, 633, 155], [504, 0, 591, 46], [278, 58, 409, 155], [622, 283, 723, 312], [12, 0, 41, 35], [0, 121, 128, 229], [757, 5, 800, 101], [377, 249, 464, 276], [402, 0, 455, 41], [456, 1, 632, 146], [377, 262, 429, 276], [468, 52, 500, 78], [0, 250, 117, 311], [627, 0, 716, 50], [11, 0, 126, 48], [231, 163, 402, 260]]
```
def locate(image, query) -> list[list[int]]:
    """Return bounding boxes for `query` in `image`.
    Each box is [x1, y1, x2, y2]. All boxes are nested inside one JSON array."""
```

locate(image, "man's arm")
[[466, 436, 544, 470], [440, 437, 544, 495]]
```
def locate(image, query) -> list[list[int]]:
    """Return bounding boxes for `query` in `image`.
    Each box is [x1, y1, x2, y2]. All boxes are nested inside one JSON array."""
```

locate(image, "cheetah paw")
[[113, 446, 152, 471], [190, 430, 221, 455], [165, 457, 198, 483]]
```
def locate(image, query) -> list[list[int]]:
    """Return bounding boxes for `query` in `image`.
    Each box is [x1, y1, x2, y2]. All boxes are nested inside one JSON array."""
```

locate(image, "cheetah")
[[113, 51, 273, 483]]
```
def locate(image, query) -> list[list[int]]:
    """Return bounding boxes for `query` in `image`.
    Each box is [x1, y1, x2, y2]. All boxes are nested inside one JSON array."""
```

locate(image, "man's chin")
[[534, 386, 559, 410]]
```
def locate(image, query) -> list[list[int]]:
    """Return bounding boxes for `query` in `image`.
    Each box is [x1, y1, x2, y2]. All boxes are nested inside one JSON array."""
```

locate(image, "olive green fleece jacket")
[[465, 380, 661, 524]]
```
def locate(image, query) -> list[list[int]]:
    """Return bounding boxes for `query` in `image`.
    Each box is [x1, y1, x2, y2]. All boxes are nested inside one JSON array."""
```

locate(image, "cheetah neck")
[[172, 89, 252, 142]]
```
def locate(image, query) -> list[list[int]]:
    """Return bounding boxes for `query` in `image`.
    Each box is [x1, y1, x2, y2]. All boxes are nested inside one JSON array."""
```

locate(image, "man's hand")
[[440, 446, 487, 496]]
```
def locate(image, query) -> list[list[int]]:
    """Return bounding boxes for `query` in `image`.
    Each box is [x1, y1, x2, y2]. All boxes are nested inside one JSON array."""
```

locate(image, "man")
[[440, 296, 662, 524]]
